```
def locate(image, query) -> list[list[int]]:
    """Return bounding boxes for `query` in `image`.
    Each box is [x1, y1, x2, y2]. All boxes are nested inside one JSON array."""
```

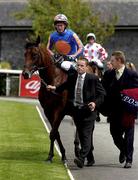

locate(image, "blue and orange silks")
[[47, 29, 84, 58]]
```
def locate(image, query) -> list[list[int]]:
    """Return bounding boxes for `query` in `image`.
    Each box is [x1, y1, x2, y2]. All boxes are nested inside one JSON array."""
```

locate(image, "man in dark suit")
[[47, 57, 105, 168], [102, 51, 138, 168]]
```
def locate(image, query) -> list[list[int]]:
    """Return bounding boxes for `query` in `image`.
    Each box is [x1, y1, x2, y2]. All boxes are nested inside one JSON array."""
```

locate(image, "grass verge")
[[0, 100, 70, 180]]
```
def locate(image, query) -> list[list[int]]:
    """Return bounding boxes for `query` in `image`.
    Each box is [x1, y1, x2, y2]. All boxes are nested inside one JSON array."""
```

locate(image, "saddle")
[[52, 53, 77, 75], [53, 53, 76, 65]]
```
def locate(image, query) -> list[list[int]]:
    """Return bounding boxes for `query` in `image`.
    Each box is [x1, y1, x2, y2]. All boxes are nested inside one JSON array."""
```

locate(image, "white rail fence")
[[0, 69, 40, 98], [0, 69, 22, 96]]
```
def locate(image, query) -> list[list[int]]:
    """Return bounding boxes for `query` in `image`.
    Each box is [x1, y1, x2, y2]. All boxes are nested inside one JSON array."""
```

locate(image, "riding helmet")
[[86, 33, 96, 41], [54, 14, 68, 26]]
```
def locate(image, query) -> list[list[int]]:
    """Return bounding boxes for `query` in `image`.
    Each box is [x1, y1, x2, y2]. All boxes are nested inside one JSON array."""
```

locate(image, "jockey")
[[47, 14, 84, 72], [84, 33, 108, 69]]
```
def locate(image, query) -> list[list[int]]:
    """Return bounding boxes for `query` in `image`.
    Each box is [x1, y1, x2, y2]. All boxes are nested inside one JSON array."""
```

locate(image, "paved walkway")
[[59, 115, 138, 180], [1, 97, 138, 180], [39, 105, 138, 180]]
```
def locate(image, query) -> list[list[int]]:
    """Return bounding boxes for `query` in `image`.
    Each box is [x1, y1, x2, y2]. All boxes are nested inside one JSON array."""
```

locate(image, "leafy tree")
[[14, 0, 117, 44], [0, 61, 11, 69]]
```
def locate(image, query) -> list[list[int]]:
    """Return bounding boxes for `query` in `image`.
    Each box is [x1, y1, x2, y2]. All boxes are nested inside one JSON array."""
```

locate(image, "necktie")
[[75, 75, 83, 105], [116, 70, 120, 80]]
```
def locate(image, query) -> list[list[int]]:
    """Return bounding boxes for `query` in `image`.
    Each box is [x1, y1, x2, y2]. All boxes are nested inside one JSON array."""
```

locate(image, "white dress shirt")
[[116, 65, 125, 80]]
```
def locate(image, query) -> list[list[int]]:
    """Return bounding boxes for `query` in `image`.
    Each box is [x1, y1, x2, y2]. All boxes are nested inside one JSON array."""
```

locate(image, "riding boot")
[[96, 112, 101, 122], [67, 65, 76, 75]]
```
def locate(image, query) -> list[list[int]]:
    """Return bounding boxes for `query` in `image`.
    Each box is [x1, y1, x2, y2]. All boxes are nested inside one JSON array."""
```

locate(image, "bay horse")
[[22, 36, 71, 163]]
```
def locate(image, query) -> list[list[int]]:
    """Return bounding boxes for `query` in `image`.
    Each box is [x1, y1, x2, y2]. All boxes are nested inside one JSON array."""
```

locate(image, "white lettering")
[[25, 80, 40, 94], [123, 96, 129, 102], [128, 98, 135, 104], [122, 95, 138, 107]]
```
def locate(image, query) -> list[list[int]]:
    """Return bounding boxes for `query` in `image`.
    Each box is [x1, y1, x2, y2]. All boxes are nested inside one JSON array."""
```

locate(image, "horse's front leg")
[[74, 128, 81, 158], [46, 130, 55, 163], [56, 131, 67, 163], [47, 129, 67, 163], [46, 114, 66, 163]]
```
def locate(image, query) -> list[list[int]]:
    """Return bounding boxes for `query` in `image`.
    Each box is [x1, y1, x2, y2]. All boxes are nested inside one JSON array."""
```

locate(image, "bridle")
[[24, 45, 63, 73], [24, 46, 46, 69], [23, 46, 48, 79]]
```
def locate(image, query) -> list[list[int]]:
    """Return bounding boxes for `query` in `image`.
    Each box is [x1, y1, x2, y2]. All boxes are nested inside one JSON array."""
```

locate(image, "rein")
[[24, 46, 53, 73]]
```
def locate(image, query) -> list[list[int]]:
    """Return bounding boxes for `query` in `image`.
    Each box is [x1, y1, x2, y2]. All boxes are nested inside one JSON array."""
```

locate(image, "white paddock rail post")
[[0, 69, 22, 96]]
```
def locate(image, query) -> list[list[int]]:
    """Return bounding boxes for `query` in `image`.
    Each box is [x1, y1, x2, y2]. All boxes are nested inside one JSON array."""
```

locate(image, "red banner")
[[19, 74, 40, 98]]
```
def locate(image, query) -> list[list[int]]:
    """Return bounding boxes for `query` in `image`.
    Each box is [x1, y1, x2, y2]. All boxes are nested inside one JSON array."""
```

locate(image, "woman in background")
[[126, 62, 137, 71]]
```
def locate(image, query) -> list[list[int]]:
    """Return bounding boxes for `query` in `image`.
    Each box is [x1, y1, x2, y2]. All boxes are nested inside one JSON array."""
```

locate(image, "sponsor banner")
[[19, 74, 40, 98], [121, 88, 138, 114]]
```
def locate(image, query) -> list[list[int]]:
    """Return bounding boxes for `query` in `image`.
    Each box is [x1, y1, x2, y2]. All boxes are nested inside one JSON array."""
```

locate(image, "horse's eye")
[[32, 53, 39, 60]]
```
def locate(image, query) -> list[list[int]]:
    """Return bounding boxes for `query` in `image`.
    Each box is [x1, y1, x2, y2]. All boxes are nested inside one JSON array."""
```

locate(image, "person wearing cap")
[[84, 33, 108, 69], [84, 33, 108, 123], [47, 14, 84, 72]]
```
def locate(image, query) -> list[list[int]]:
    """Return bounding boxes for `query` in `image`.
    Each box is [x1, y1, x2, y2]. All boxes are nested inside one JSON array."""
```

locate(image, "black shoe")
[[124, 162, 132, 168], [74, 157, 84, 168], [119, 152, 126, 164], [86, 159, 95, 166], [86, 153, 95, 166]]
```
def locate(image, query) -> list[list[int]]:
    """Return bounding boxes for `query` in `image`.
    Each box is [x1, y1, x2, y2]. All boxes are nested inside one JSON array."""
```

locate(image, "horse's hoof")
[[62, 157, 67, 164], [63, 161, 68, 168], [45, 158, 53, 163]]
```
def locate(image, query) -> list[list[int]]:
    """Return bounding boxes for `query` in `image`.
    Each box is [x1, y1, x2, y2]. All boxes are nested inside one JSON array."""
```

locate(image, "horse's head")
[[22, 36, 67, 87], [22, 36, 45, 79]]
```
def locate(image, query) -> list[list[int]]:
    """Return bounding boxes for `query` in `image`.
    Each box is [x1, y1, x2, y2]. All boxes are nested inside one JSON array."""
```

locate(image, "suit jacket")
[[56, 72, 105, 110], [102, 67, 138, 117]]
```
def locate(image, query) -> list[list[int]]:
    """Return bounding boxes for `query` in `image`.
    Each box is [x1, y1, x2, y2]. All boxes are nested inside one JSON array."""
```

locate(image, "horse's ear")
[[26, 38, 30, 43], [36, 36, 40, 45], [25, 38, 31, 49]]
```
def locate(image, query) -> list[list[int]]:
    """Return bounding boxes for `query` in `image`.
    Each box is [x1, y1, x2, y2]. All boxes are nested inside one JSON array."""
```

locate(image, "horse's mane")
[[25, 42, 38, 49], [25, 41, 52, 64], [40, 47, 68, 86]]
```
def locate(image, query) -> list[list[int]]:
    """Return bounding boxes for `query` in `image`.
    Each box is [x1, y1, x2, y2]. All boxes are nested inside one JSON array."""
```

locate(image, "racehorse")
[[22, 36, 71, 163], [22, 36, 104, 163]]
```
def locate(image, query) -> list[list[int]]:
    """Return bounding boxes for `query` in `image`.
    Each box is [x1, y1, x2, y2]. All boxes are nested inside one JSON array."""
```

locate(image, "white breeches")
[[94, 59, 104, 68], [61, 61, 73, 71]]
